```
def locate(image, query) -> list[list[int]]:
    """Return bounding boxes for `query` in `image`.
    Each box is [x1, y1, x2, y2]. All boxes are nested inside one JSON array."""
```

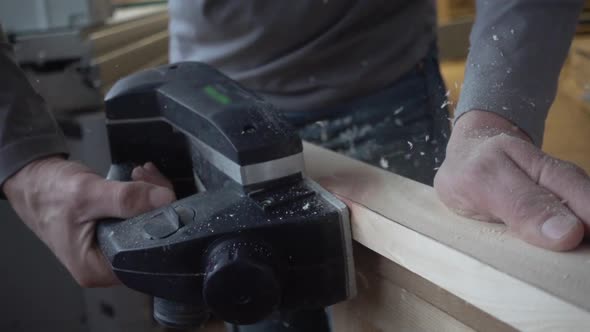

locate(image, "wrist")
[[453, 110, 532, 143], [2, 156, 67, 199]]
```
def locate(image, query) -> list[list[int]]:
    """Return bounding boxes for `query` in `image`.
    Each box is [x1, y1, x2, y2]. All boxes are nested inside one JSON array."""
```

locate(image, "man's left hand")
[[434, 111, 590, 251]]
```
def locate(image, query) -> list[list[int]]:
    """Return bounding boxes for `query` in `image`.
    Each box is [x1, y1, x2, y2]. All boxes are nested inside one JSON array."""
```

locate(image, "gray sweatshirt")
[[0, 0, 584, 188]]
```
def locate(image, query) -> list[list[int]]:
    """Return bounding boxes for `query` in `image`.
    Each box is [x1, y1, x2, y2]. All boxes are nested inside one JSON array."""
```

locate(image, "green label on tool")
[[204, 85, 231, 105]]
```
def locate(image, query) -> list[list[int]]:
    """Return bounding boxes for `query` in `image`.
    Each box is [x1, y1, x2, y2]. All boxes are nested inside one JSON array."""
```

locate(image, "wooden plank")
[[330, 258, 476, 332], [332, 243, 506, 332], [303, 143, 590, 331], [349, 244, 515, 332]]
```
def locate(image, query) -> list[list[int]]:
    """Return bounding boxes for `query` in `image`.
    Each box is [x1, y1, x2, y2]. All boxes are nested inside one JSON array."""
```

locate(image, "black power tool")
[[96, 62, 356, 329]]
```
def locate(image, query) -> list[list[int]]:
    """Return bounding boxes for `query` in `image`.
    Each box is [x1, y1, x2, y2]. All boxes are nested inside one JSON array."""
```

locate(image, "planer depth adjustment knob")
[[203, 236, 282, 325]]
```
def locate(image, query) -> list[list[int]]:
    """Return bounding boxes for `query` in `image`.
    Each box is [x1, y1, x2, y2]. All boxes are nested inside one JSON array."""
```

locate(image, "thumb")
[[481, 159, 584, 251], [86, 178, 176, 220]]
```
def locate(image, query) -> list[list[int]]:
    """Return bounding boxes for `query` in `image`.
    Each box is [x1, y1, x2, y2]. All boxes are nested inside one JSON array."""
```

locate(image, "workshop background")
[[1, 0, 589, 331]]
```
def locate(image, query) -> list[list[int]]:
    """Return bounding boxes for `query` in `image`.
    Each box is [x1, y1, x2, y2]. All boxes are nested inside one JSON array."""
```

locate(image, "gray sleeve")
[[0, 24, 69, 190], [455, 0, 584, 146]]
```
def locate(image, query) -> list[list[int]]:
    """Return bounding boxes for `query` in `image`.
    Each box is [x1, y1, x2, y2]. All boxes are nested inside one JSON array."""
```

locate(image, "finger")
[[54, 221, 120, 287], [131, 162, 174, 190], [481, 156, 584, 251], [502, 138, 590, 232], [78, 245, 121, 287], [84, 178, 176, 220]]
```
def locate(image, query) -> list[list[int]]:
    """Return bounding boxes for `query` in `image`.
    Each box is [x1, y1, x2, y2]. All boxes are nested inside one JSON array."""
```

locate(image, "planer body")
[[96, 62, 356, 328]]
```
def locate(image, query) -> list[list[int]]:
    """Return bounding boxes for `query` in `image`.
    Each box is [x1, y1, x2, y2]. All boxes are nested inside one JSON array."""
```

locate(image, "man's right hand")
[[2, 157, 176, 287]]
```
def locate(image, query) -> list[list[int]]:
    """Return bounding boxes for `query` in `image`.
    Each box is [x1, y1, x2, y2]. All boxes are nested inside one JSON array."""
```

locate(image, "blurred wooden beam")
[[85, 5, 169, 88], [89, 12, 168, 55], [437, 0, 475, 25], [437, 19, 472, 61], [93, 30, 168, 86]]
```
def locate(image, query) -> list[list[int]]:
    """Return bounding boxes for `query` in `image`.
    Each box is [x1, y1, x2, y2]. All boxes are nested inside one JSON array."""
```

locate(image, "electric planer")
[[96, 62, 356, 329]]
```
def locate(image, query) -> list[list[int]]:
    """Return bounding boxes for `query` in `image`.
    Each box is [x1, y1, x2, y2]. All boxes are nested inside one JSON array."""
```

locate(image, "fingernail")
[[131, 168, 144, 182], [541, 215, 579, 240], [149, 187, 174, 207]]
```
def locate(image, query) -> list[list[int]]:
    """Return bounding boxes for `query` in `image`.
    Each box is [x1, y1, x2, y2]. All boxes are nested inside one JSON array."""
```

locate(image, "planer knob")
[[203, 236, 282, 324]]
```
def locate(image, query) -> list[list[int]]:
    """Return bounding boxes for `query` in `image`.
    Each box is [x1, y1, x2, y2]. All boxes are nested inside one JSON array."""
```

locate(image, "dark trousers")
[[229, 47, 450, 332], [287, 47, 450, 186]]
